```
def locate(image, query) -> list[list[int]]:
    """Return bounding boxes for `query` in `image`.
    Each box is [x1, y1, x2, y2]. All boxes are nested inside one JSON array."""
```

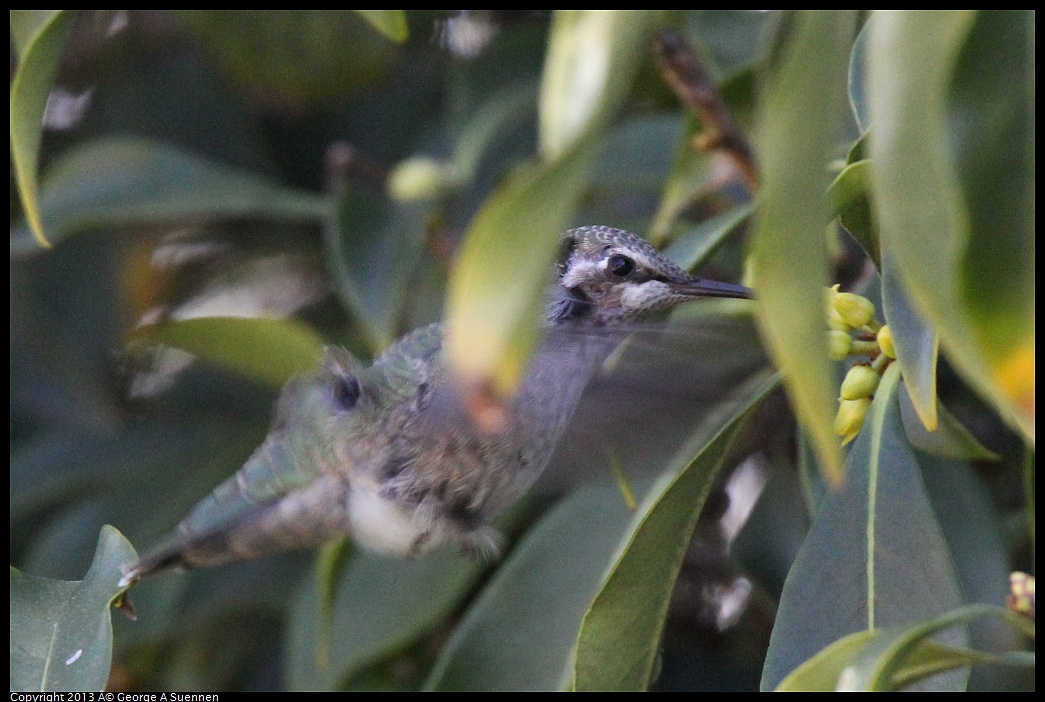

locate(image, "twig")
[[653, 28, 759, 193]]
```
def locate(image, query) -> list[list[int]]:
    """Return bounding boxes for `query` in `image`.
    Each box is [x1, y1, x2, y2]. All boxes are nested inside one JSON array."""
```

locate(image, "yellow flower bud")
[[878, 325, 896, 359], [835, 397, 870, 445], [827, 305, 849, 332], [840, 365, 880, 400], [834, 292, 876, 329], [828, 330, 853, 360]]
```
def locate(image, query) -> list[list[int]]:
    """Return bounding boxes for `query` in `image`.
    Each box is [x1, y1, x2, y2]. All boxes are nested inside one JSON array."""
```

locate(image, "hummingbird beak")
[[672, 277, 754, 300]]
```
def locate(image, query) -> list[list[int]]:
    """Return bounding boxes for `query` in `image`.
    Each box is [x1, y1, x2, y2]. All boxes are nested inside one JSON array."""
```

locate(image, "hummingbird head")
[[549, 225, 753, 326]]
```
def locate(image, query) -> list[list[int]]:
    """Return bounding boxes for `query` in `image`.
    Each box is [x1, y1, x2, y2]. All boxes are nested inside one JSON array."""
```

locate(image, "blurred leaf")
[[649, 116, 715, 246], [867, 10, 1034, 444], [918, 452, 1016, 690], [777, 605, 1033, 691], [130, 316, 327, 388], [881, 248, 938, 429], [445, 139, 598, 395], [573, 370, 780, 691], [180, 11, 397, 108], [796, 428, 828, 517], [424, 486, 645, 691], [663, 201, 755, 272], [827, 159, 879, 267], [847, 16, 872, 132], [12, 137, 331, 256], [761, 363, 968, 691], [585, 114, 684, 235], [950, 10, 1035, 440], [446, 10, 661, 395], [539, 10, 658, 159], [287, 548, 487, 690], [748, 10, 857, 486], [10, 526, 136, 693], [327, 195, 428, 351], [452, 85, 540, 182], [900, 392, 1000, 462], [10, 10, 76, 248], [354, 10, 409, 43]]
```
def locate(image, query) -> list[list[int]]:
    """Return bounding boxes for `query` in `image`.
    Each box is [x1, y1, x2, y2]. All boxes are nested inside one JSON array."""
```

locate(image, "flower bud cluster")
[[825, 286, 896, 445]]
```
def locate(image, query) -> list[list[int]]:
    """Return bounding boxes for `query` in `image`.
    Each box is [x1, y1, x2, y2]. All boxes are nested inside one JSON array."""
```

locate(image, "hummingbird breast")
[[351, 324, 616, 556]]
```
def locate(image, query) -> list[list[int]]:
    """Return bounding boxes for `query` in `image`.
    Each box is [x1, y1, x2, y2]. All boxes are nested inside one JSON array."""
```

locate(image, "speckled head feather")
[[550, 225, 753, 325]]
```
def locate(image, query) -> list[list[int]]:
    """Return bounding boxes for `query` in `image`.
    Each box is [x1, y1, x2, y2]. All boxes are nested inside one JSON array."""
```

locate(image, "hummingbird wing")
[[126, 347, 368, 580], [535, 307, 769, 493]]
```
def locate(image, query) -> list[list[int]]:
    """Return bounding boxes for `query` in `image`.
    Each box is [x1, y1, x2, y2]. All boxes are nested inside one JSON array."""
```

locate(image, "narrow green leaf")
[[12, 137, 331, 256], [539, 11, 658, 159], [761, 363, 968, 691], [867, 10, 1034, 444], [748, 10, 857, 485], [917, 452, 1017, 690], [900, 392, 1000, 462], [663, 201, 755, 272], [648, 116, 713, 246], [287, 548, 486, 691], [881, 247, 938, 430], [130, 316, 327, 388], [354, 10, 408, 43], [573, 370, 780, 691], [424, 486, 645, 691], [846, 16, 872, 132], [10, 526, 137, 692], [951, 10, 1035, 442], [777, 605, 1034, 691], [10, 10, 75, 248], [447, 10, 658, 395], [328, 197, 428, 351], [843, 604, 1031, 691], [444, 139, 598, 395], [827, 159, 880, 267]]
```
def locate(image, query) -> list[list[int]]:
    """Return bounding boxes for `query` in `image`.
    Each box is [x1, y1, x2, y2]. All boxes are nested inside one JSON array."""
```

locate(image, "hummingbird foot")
[[458, 526, 505, 562]]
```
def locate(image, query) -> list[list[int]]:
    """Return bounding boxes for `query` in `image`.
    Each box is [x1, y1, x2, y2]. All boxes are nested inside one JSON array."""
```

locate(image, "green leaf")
[[539, 10, 658, 159], [827, 159, 880, 267], [10, 526, 137, 692], [444, 139, 599, 395], [951, 10, 1035, 441], [130, 316, 327, 388], [423, 486, 645, 691], [777, 605, 1034, 691], [287, 548, 487, 690], [648, 116, 715, 246], [12, 137, 331, 256], [354, 10, 409, 43], [179, 11, 397, 108], [881, 247, 938, 430], [748, 10, 858, 486], [761, 363, 969, 691], [10, 10, 76, 248], [846, 16, 872, 132], [867, 10, 1034, 444], [327, 196, 429, 351], [900, 392, 1000, 462], [573, 370, 780, 691], [663, 201, 755, 272]]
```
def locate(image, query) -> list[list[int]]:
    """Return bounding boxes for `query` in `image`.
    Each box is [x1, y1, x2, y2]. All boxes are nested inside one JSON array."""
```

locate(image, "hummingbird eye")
[[607, 253, 635, 278]]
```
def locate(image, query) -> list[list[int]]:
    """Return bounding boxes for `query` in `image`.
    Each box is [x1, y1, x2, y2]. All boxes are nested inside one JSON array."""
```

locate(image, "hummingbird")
[[123, 225, 754, 582]]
